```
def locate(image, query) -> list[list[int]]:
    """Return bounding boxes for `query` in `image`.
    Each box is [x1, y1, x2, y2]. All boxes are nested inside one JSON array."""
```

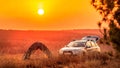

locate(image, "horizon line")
[[0, 28, 99, 31]]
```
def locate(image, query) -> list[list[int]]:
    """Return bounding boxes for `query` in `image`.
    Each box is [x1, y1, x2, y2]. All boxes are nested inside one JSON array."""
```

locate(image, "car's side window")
[[78, 43, 85, 47], [74, 42, 85, 47]]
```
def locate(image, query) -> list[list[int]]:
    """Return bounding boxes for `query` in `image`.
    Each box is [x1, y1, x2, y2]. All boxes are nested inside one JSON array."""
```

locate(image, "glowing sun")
[[38, 9, 44, 15]]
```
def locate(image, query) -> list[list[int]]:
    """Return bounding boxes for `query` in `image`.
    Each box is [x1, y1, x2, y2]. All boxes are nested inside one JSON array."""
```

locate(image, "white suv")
[[59, 40, 101, 55]]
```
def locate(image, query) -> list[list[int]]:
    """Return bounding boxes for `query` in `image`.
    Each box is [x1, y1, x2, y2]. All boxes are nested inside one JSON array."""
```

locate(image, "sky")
[[0, 0, 101, 30]]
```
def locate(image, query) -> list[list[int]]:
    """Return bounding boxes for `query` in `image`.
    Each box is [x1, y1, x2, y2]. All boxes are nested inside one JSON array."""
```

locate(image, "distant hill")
[[0, 29, 100, 41]]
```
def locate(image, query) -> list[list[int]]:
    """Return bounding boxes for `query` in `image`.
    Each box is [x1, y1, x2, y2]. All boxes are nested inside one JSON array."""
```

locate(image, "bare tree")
[[23, 42, 52, 60]]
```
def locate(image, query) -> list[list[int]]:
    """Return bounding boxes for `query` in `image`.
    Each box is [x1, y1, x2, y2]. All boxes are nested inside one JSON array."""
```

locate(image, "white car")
[[59, 40, 101, 55]]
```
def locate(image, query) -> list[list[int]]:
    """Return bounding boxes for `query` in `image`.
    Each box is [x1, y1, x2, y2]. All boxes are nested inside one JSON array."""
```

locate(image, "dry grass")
[[0, 52, 120, 68]]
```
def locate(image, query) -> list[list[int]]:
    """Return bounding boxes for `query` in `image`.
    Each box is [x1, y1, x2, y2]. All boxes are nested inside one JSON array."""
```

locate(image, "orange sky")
[[0, 0, 101, 30]]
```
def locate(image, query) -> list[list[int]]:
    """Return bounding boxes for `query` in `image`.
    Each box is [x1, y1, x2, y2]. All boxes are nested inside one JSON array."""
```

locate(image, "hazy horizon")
[[0, 28, 99, 31]]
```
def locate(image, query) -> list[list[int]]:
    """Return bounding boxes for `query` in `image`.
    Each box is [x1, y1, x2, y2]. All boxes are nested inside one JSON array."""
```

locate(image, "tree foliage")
[[91, 0, 120, 52]]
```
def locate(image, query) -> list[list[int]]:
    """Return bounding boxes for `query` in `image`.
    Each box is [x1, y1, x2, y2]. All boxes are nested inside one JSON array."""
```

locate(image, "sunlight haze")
[[38, 9, 44, 15], [0, 0, 101, 30]]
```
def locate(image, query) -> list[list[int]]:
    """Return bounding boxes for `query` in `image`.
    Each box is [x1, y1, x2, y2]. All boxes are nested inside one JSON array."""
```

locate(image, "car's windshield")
[[66, 42, 85, 47]]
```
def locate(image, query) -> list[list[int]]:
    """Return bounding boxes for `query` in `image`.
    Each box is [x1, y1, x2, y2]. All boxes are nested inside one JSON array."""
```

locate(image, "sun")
[[38, 9, 44, 15]]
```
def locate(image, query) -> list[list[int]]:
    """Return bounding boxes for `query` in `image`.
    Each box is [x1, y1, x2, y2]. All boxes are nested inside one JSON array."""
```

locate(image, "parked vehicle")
[[59, 39, 101, 55]]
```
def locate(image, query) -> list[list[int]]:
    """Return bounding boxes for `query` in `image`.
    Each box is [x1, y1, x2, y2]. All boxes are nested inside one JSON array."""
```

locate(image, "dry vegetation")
[[0, 52, 120, 68], [0, 29, 120, 68]]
